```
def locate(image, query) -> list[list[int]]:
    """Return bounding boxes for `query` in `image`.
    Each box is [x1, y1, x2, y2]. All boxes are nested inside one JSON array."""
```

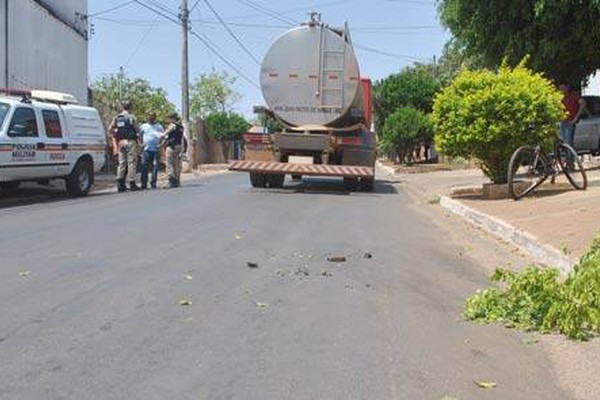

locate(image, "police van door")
[[1, 105, 52, 180], [40, 107, 70, 175]]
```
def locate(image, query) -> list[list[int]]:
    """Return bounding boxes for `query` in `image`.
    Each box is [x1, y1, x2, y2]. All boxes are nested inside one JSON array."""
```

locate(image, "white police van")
[[0, 89, 106, 196]]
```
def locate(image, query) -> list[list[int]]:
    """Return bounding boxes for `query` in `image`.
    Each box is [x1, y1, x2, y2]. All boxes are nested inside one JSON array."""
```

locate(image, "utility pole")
[[118, 66, 125, 104], [180, 0, 193, 167]]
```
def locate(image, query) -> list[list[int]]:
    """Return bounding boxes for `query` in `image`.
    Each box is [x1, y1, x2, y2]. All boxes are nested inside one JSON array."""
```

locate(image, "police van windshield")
[[0, 102, 9, 130]]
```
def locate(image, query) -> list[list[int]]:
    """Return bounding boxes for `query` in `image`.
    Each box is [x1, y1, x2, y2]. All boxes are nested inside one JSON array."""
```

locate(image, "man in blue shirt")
[[139, 113, 163, 189]]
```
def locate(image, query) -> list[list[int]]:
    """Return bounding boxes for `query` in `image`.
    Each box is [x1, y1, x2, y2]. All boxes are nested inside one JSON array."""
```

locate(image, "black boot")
[[168, 177, 177, 188], [129, 181, 140, 191], [117, 179, 126, 193]]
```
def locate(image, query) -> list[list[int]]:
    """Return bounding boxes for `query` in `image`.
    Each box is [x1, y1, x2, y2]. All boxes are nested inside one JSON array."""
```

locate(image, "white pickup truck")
[[0, 90, 106, 196]]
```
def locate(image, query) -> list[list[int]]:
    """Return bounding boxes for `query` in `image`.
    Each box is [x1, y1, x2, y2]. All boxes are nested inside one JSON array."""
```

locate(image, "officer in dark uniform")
[[161, 112, 184, 188], [108, 101, 141, 192]]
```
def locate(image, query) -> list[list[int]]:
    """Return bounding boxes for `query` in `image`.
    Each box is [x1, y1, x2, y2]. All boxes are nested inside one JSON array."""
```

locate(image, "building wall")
[[1, 0, 88, 103]]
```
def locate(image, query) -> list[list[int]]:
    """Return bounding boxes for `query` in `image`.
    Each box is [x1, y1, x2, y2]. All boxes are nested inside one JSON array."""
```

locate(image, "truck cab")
[[0, 89, 106, 196]]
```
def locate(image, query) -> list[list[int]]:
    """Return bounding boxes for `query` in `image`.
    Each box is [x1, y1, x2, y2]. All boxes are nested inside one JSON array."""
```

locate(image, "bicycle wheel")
[[508, 145, 548, 200], [557, 142, 588, 190]]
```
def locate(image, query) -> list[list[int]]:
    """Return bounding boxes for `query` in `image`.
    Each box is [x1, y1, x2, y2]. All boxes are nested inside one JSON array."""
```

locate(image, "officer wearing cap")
[[108, 101, 141, 192], [161, 112, 184, 188]]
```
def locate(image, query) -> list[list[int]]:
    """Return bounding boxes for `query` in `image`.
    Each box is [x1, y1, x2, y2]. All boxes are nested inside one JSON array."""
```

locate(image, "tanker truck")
[[228, 13, 376, 191]]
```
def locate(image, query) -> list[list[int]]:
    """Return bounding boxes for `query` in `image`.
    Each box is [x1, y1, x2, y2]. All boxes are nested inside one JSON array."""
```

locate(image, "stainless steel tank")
[[260, 21, 362, 128]]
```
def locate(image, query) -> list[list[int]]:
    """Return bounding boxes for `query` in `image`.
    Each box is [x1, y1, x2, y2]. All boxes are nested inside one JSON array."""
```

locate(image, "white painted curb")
[[439, 195, 575, 274]]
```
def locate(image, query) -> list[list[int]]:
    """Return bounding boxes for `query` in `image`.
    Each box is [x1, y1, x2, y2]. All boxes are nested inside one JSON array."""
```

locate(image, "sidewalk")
[[379, 161, 600, 272]]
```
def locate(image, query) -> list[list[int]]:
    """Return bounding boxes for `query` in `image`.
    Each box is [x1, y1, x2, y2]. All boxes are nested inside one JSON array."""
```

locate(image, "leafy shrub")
[[465, 234, 600, 340], [432, 61, 563, 183], [381, 107, 432, 164]]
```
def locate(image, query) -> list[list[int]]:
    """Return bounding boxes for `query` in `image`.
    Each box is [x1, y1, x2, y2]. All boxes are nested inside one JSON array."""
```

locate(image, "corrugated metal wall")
[[1, 0, 88, 103]]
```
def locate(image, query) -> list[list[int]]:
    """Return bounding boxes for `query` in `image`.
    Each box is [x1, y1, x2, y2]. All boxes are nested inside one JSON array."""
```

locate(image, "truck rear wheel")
[[66, 160, 93, 197], [343, 177, 358, 191], [249, 172, 267, 188], [267, 174, 285, 188], [361, 177, 374, 192]]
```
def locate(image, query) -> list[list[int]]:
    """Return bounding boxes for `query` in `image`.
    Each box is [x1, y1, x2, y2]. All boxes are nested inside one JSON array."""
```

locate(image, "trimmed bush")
[[432, 61, 563, 183]]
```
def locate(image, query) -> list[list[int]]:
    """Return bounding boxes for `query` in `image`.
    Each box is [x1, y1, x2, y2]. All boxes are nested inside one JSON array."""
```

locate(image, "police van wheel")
[[66, 160, 92, 197], [0, 181, 20, 190]]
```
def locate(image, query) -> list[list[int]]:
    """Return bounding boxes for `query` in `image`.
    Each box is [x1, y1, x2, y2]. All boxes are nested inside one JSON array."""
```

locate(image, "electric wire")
[[89, 1, 135, 17], [202, 0, 261, 65]]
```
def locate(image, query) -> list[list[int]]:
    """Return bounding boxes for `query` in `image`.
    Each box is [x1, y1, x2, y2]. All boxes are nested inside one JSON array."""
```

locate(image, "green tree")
[[373, 67, 440, 132], [432, 61, 563, 184], [205, 111, 250, 140], [190, 70, 241, 118], [438, 0, 600, 86], [381, 107, 432, 164], [91, 74, 176, 128]]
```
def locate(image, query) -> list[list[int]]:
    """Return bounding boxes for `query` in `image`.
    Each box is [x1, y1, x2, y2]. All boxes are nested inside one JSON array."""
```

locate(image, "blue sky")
[[88, 0, 451, 117]]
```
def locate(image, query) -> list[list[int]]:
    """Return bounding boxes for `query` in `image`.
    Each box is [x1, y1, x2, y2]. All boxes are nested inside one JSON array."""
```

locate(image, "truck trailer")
[[228, 14, 376, 191]]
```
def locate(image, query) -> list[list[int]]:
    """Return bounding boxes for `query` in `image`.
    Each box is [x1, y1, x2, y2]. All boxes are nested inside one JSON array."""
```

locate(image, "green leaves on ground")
[[432, 61, 563, 184], [465, 235, 600, 340]]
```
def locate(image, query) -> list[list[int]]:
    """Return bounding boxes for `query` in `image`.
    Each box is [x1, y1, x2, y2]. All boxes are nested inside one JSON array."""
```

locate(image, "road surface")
[[0, 172, 567, 399]]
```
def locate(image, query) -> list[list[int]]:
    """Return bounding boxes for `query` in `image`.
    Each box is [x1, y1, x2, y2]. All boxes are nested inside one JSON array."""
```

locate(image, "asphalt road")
[[0, 172, 568, 400]]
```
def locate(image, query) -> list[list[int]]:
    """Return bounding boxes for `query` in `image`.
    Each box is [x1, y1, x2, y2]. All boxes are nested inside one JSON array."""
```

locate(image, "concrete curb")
[[439, 195, 575, 273]]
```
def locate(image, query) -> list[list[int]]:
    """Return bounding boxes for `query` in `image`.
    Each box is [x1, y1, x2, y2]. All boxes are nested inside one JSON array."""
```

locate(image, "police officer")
[[108, 101, 141, 192], [161, 112, 184, 188]]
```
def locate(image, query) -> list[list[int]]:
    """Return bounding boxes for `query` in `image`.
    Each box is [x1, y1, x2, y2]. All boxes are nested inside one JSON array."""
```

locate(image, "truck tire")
[[0, 181, 20, 190], [267, 174, 285, 188], [66, 160, 93, 197], [291, 174, 302, 181], [249, 172, 267, 188], [361, 177, 374, 192], [343, 177, 358, 191]]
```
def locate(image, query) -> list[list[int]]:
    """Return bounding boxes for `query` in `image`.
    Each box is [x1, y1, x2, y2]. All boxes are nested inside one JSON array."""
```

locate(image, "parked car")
[[573, 95, 600, 155], [0, 89, 106, 196]]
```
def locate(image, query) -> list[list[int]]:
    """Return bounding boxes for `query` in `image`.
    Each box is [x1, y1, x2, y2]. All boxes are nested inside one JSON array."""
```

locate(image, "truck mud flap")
[[228, 160, 374, 178]]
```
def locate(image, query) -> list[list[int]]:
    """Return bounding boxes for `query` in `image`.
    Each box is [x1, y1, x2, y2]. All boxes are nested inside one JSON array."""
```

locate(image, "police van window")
[[0, 103, 9, 129], [42, 110, 62, 138], [8, 107, 38, 137]]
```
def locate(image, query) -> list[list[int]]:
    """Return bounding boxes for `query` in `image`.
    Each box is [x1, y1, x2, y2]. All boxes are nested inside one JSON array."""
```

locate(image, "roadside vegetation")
[[431, 60, 563, 184], [466, 234, 600, 340]]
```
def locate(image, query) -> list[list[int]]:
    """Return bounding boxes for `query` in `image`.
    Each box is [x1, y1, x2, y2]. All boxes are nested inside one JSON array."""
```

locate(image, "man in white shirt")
[[139, 113, 164, 189]]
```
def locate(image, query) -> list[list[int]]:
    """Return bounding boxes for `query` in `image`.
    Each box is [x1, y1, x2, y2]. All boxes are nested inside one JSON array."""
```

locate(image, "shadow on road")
[[0, 184, 114, 211], [249, 177, 399, 196]]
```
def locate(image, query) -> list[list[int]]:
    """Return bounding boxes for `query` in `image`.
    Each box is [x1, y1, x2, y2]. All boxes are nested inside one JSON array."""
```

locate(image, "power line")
[[89, 1, 135, 17], [202, 0, 261, 65], [124, 18, 159, 68], [354, 43, 428, 62], [145, 0, 180, 18], [190, 0, 202, 13], [132, 0, 260, 89], [190, 30, 260, 89], [236, 0, 297, 26]]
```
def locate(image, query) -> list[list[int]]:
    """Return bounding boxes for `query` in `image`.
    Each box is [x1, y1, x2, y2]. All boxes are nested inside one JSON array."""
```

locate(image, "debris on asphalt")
[[246, 262, 259, 269], [255, 302, 269, 310], [184, 274, 193, 281], [474, 381, 497, 389], [327, 256, 346, 263], [365, 283, 372, 288], [440, 396, 459, 400], [179, 299, 192, 306], [275, 269, 288, 277], [235, 233, 242, 240], [364, 252, 373, 259], [19, 271, 32, 277], [295, 266, 310, 276], [345, 284, 353, 290], [321, 271, 332, 277]]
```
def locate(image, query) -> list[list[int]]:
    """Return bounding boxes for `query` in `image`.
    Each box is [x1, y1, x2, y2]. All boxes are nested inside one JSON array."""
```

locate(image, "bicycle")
[[507, 139, 588, 200]]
